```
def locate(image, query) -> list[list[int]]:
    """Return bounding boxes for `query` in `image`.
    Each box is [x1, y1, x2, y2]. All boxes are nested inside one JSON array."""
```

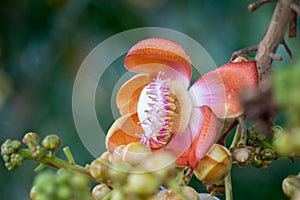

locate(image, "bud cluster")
[[230, 128, 277, 169], [1, 132, 62, 171], [89, 142, 182, 200], [1, 139, 23, 170], [30, 168, 91, 200]]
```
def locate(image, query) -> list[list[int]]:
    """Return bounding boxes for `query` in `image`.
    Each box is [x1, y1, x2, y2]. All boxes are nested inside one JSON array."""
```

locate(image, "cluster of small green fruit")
[[89, 142, 216, 200], [30, 169, 91, 200], [1, 133, 220, 200]]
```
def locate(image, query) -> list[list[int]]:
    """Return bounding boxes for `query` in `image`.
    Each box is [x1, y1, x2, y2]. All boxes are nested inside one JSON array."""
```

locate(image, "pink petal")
[[124, 38, 192, 88], [189, 61, 258, 118], [173, 106, 218, 168], [188, 106, 219, 168]]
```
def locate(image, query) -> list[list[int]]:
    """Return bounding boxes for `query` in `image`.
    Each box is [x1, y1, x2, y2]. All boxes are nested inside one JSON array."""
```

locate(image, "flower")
[[105, 38, 258, 168]]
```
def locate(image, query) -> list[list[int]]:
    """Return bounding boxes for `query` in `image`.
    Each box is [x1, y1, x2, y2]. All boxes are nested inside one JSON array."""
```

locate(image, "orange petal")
[[189, 61, 258, 118], [188, 106, 218, 168], [117, 74, 151, 115], [124, 38, 192, 88], [106, 113, 143, 153]]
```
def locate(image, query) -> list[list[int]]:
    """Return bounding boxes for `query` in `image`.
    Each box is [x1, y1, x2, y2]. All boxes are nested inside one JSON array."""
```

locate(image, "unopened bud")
[[42, 134, 61, 152], [23, 132, 40, 149]]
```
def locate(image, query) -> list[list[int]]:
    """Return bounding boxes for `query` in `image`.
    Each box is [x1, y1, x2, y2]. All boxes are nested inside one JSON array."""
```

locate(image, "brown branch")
[[290, 2, 300, 15], [254, 0, 297, 88], [232, 45, 258, 57], [288, 3, 300, 38], [269, 52, 283, 60], [282, 39, 295, 62], [248, 0, 276, 13]]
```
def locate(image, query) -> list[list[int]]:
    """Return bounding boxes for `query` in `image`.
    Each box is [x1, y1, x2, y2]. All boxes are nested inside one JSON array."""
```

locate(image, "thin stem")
[[183, 167, 194, 185], [225, 172, 233, 200], [18, 148, 92, 179], [237, 117, 247, 146], [232, 45, 258, 57], [230, 125, 241, 149], [217, 119, 238, 146], [63, 146, 75, 164], [248, 0, 276, 12]]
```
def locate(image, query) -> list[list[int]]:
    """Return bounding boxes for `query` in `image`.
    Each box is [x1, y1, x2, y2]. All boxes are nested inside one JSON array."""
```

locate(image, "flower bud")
[[23, 132, 40, 150], [194, 144, 231, 184], [100, 151, 112, 160], [30, 186, 37, 200], [33, 146, 46, 160], [181, 186, 201, 200], [252, 153, 262, 168], [42, 134, 61, 152], [110, 190, 126, 200], [110, 145, 125, 164], [90, 158, 112, 182], [261, 148, 276, 161], [232, 147, 253, 168], [138, 152, 176, 185], [125, 173, 159, 196], [92, 184, 112, 200], [111, 142, 152, 166], [123, 142, 152, 166], [108, 162, 132, 184], [1, 139, 21, 155], [282, 175, 300, 198]]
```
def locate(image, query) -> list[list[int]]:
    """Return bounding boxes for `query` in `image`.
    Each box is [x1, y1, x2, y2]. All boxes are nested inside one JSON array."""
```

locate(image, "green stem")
[[18, 148, 92, 179], [225, 171, 233, 200], [63, 146, 75, 164], [183, 167, 193, 185], [237, 117, 247, 146], [230, 125, 241, 149]]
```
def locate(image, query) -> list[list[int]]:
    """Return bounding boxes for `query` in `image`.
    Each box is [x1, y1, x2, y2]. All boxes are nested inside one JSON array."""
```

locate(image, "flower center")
[[137, 73, 176, 149]]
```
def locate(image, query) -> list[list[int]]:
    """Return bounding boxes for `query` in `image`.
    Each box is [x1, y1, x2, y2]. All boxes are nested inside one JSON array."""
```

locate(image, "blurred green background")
[[0, 0, 300, 200]]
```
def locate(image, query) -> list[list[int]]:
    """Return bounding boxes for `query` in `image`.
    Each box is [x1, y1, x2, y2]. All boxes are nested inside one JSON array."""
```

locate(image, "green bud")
[[30, 186, 37, 200], [6, 153, 24, 170], [56, 185, 71, 199], [252, 153, 262, 168], [33, 146, 46, 160], [90, 158, 112, 182], [23, 132, 40, 149], [109, 162, 132, 184], [256, 133, 265, 141], [70, 173, 89, 189], [125, 173, 159, 196], [1, 139, 15, 155], [110, 190, 126, 200], [10, 153, 23, 164], [42, 134, 61, 152], [261, 148, 276, 161], [3, 154, 10, 162], [11, 140, 21, 150], [282, 175, 300, 198], [138, 152, 176, 185], [247, 128, 257, 140], [5, 162, 14, 171], [92, 184, 112, 200]]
